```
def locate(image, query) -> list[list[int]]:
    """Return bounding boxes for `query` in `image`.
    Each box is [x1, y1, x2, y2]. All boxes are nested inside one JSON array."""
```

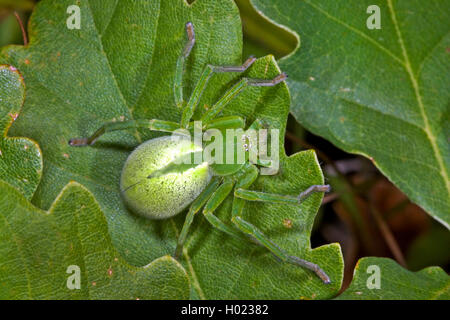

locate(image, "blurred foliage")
[[235, 0, 297, 59], [0, 13, 23, 46], [0, 0, 34, 46], [407, 223, 450, 271], [0, 0, 34, 12]]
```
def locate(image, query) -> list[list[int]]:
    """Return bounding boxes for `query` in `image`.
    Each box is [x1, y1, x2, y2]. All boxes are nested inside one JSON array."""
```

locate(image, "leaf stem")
[[13, 11, 27, 46], [369, 200, 407, 268]]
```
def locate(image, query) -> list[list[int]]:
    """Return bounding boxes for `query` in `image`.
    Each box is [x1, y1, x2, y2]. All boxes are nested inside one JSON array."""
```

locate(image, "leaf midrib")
[[430, 279, 450, 299], [86, 0, 142, 144], [300, 0, 449, 205], [128, 0, 162, 112], [387, 0, 450, 199]]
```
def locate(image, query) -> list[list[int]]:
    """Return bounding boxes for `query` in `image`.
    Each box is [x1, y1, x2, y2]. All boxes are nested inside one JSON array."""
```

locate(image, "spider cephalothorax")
[[69, 22, 331, 284]]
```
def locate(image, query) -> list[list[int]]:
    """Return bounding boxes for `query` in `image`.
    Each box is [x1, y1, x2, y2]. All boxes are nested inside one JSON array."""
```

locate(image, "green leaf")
[[1, 0, 343, 298], [251, 0, 450, 227], [337, 257, 450, 300], [406, 223, 450, 271], [0, 65, 42, 199], [0, 14, 25, 47], [0, 180, 190, 299]]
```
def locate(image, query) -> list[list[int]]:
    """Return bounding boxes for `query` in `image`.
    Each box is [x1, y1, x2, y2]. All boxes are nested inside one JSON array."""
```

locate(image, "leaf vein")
[[86, 0, 142, 144], [387, 0, 450, 200], [302, 0, 404, 66]]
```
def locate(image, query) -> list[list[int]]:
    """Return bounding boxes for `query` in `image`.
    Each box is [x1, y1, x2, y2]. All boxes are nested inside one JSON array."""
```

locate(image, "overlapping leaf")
[[251, 0, 450, 227], [337, 257, 449, 300], [0, 180, 190, 299], [0, 0, 343, 298], [0, 65, 42, 199], [0, 65, 189, 299]]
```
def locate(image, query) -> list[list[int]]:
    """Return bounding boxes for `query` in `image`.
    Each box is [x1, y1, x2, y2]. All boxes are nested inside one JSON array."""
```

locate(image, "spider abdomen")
[[120, 135, 212, 219]]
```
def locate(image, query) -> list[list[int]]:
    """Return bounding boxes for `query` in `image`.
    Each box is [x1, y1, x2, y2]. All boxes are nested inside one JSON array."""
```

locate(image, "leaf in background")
[[235, 0, 298, 59], [0, 180, 190, 299], [0, 14, 23, 47], [0, 0, 343, 298], [0, 0, 35, 13], [0, 65, 42, 199], [406, 223, 450, 271], [251, 0, 450, 227], [337, 257, 450, 299]]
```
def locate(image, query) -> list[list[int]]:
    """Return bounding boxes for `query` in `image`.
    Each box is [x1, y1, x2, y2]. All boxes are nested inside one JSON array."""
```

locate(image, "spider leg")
[[201, 178, 247, 240], [174, 22, 196, 109], [177, 173, 253, 260], [176, 22, 255, 127], [234, 184, 331, 204], [231, 165, 331, 284], [68, 119, 181, 146], [200, 73, 287, 125], [199, 115, 245, 131], [232, 216, 331, 284], [175, 177, 221, 259], [180, 56, 256, 128], [198, 165, 262, 244]]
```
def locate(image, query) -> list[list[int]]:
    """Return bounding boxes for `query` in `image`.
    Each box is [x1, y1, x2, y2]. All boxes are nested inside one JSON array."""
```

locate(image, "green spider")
[[69, 22, 331, 284]]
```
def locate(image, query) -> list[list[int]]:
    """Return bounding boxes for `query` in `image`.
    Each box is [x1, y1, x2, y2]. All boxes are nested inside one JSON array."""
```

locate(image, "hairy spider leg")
[[234, 184, 331, 205], [201, 178, 248, 240], [175, 176, 222, 259], [68, 21, 252, 146], [179, 58, 256, 127], [201, 116, 246, 131], [174, 145, 261, 258], [177, 22, 290, 128], [68, 116, 247, 146], [174, 161, 331, 284], [175, 175, 252, 259], [68, 119, 181, 146], [176, 23, 256, 127], [175, 22, 255, 111], [232, 174, 331, 284], [180, 57, 259, 128], [174, 22, 195, 109], [68, 22, 285, 146], [173, 119, 262, 257], [200, 73, 287, 126]]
